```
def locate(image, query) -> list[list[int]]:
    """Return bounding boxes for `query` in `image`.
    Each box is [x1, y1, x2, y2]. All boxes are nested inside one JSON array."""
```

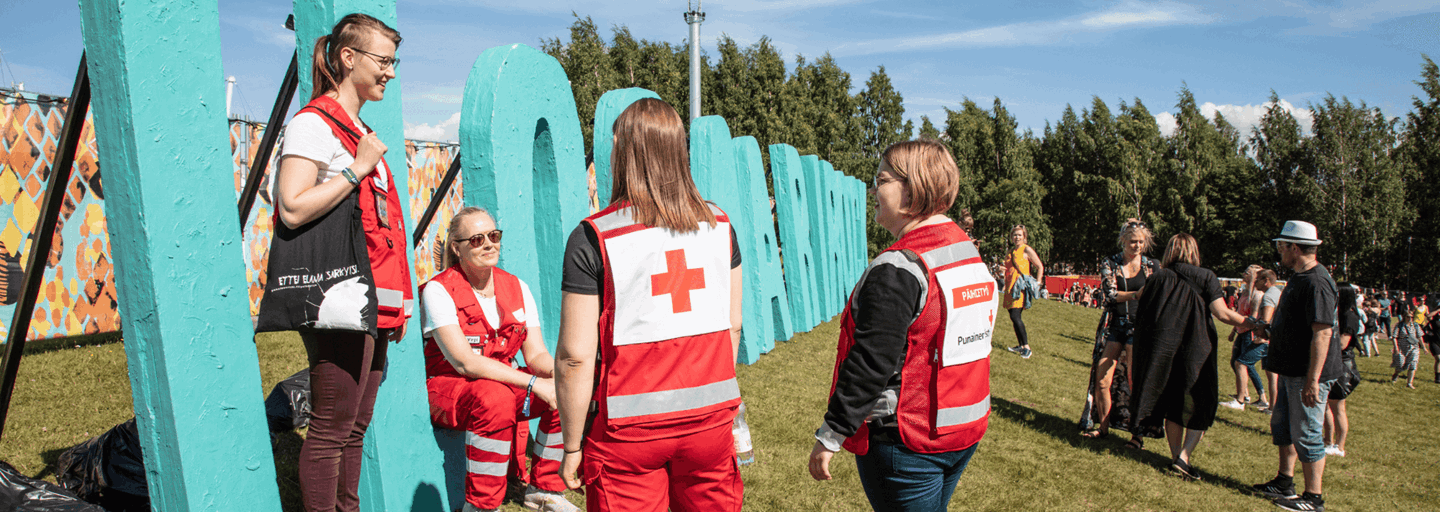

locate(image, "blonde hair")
[[1011, 224, 1028, 246], [1162, 233, 1201, 268], [610, 98, 715, 232], [880, 139, 960, 219], [442, 206, 493, 270], [1117, 218, 1153, 253], [310, 13, 402, 100]]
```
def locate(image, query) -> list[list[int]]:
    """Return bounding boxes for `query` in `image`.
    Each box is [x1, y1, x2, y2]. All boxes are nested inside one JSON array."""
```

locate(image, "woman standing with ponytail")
[[264, 14, 411, 512]]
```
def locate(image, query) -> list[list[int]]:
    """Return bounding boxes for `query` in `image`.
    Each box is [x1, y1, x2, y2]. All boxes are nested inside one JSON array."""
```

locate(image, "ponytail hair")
[[310, 13, 402, 100]]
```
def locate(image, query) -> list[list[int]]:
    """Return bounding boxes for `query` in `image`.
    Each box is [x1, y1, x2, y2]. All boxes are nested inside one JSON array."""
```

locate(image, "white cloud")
[[834, 1, 1212, 56], [405, 112, 462, 142], [1153, 99, 1314, 137]]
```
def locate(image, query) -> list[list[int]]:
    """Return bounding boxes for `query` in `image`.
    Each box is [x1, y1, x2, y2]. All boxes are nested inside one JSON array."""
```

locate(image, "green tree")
[[856, 66, 912, 256], [540, 15, 617, 158], [1304, 95, 1409, 283], [1397, 55, 1440, 291]]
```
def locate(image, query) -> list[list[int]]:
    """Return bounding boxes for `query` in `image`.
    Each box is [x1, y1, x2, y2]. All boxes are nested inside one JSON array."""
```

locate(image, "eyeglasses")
[[454, 230, 503, 247], [350, 48, 400, 70], [872, 173, 904, 189], [1126, 221, 1147, 229]]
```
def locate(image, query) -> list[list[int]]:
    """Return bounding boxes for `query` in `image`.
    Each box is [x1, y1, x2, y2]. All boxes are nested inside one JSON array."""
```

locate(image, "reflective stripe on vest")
[[377, 287, 406, 309], [532, 430, 564, 462], [936, 395, 990, 428], [606, 377, 741, 419], [921, 240, 980, 269]]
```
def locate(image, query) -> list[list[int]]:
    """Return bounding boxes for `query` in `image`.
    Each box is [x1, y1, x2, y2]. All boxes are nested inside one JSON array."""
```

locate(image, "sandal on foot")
[[1124, 437, 1144, 450], [1080, 429, 1108, 439]]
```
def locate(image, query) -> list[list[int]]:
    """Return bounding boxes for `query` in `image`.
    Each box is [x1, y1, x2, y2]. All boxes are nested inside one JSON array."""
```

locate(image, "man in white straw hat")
[[1252, 220, 1342, 512]]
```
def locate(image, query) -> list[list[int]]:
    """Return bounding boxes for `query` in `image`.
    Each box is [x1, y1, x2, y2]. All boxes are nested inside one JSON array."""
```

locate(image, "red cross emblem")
[[651, 249, 706, 313]]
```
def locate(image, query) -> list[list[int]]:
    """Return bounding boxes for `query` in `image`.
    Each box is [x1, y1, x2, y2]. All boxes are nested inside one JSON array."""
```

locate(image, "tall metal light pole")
[[685, 1, 705, 121]]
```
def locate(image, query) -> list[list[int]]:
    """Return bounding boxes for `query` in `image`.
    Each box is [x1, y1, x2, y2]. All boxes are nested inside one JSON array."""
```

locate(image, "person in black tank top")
[[1081, 220, 1157, 448]]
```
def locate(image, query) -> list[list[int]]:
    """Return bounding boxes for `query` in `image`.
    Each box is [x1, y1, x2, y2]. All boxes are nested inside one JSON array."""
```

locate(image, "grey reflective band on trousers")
[[466, 432, 509, 455], [921, 241, 980, 270], [935, 395, 990, 427], [466, 460, 507, 476], [377, 287, 406, 309], [607, 378, 741, 419], [533, 444, 563, 462]]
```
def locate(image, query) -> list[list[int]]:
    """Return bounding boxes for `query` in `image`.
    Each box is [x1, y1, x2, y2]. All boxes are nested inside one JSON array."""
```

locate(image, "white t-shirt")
[[280, 111, 388, 190], [1261, 286, 1283, 309], [420, 275, 540, 336]]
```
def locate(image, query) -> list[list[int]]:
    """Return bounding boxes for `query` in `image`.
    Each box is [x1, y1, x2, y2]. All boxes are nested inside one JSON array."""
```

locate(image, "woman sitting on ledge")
[[422, 206, 577, 512]]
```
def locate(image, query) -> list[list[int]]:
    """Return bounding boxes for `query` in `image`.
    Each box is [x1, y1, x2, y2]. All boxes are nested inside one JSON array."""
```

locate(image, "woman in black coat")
[[1130, 234, 1259, 480]]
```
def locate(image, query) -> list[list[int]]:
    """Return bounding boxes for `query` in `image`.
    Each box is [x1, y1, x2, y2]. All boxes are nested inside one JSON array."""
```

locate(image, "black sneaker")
[[1019, 347, 1032, 359], [1006, 345, 1022, 354], [1169, 458, 1201, 481], [1274, 492, 1324, 512], [1252, 476, 1297, 499]]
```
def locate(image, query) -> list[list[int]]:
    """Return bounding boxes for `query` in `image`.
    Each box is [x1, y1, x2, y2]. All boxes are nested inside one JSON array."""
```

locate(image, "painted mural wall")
[[0, 88, 466, 340]]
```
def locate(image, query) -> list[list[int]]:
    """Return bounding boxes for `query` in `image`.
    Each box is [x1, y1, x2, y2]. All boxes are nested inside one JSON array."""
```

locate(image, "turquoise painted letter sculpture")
[[768, 144, 820, 332], [78, 0, 282, 509]]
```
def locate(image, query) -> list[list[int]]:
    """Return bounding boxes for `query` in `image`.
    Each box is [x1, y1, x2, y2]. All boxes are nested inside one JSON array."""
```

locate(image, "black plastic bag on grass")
[[53, 418, 149, 512], [265, 369, 312, 433], [0, 460, 103, 512]]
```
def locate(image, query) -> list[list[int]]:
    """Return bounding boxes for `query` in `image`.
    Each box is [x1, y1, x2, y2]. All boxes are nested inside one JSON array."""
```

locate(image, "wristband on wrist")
[[521, 375, 536, 416], [564, 447, 583, 454], [340, 167, 360, 186]]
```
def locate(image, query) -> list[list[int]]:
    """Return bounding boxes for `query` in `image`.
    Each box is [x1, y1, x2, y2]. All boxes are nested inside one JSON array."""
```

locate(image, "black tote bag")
[[256, 192, 378, 338]]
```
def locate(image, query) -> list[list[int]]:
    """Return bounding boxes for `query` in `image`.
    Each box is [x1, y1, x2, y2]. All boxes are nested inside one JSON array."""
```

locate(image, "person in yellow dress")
[[1003, 225, 1045, 359]]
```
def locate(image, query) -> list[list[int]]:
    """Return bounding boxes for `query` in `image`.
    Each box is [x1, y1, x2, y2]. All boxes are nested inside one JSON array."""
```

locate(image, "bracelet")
[[521, 375, 537, 416], [564, 447, 583, 454], [340, 167, 360, 186]]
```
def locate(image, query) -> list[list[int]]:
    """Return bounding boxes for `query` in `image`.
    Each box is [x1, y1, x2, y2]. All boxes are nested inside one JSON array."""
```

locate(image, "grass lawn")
[[3, 299, 1436, 511]]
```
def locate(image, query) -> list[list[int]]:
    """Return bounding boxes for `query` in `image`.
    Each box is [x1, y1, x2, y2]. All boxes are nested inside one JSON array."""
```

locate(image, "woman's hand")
[[353, 132, 387, 177], [560, 450, 583, 490], [387, 322, 406, 343], [532, 377, 558, 410], [808, 441, 836, 481]]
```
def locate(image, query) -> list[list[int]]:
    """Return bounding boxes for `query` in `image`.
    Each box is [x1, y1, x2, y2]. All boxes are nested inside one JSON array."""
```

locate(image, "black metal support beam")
[[413, 152, 462, 247], [0, 54, 91, 439], [237, 51, 300, 227]]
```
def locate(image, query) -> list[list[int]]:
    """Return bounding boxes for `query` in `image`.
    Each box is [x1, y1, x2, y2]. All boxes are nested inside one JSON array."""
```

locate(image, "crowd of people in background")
[[1025, 217, 1440, 512]]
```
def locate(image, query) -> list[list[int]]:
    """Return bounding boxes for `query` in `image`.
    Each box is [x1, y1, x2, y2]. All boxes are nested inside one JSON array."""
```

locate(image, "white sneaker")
[[1220, 399, 1245, 410], [523, 484, 579, 512]]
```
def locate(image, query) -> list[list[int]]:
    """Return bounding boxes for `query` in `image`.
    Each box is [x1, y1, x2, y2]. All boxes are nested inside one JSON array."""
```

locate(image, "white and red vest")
[[423, 266, 528, 378], [831, 222, 997, 455], [586, 202, 741, 441], [298, 95, 413, 329]]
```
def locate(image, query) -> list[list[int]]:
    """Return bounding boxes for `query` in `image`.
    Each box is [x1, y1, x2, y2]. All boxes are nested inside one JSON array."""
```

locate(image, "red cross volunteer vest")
[[585, 202, 741, 441], [298, 95, 413, 329], [831, 222, 997, 455], [422, 266, 529, 378]]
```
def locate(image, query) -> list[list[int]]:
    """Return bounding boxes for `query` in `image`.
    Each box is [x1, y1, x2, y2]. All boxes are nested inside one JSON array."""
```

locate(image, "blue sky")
[[2, 1, 1437, 143]]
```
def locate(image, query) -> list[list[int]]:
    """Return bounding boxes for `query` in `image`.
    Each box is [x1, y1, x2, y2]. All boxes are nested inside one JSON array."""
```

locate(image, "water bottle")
[[733, 401, 754, 465]]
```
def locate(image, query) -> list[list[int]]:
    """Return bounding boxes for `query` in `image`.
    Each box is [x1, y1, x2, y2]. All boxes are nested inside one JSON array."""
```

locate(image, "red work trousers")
[[428, 372, 564, 510], [581, 419, 743, 512]]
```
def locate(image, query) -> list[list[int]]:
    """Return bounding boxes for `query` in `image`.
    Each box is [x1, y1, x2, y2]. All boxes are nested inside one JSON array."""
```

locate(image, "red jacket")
[[585, 202, 741, 442], [423, 266, 529, 377], [297, 95, 413, 329], [831, 222, 997, 455]]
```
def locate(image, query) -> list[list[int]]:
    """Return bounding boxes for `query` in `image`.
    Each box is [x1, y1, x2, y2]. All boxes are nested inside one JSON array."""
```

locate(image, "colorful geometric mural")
[[0, 87, 463, 340]]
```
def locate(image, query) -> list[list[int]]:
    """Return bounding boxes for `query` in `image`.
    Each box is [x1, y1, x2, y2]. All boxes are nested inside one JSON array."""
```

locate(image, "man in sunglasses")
[[1252, 220, 1342, 512]]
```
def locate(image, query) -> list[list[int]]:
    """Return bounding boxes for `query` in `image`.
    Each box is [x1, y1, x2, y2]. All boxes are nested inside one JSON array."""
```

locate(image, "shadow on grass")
[[1052, 354, 1092, 369], [272, 430, 305, 512], [21, 331, 124, 356], [1212, 415, 1269, 437], [33, 445, 69, 481], [1058, 333, 1093, 344], [990, 396, 1259, 495]]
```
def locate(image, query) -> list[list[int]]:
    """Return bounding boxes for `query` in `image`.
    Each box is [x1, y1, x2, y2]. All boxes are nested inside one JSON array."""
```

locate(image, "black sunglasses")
[[454, 229, 503, 247]]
